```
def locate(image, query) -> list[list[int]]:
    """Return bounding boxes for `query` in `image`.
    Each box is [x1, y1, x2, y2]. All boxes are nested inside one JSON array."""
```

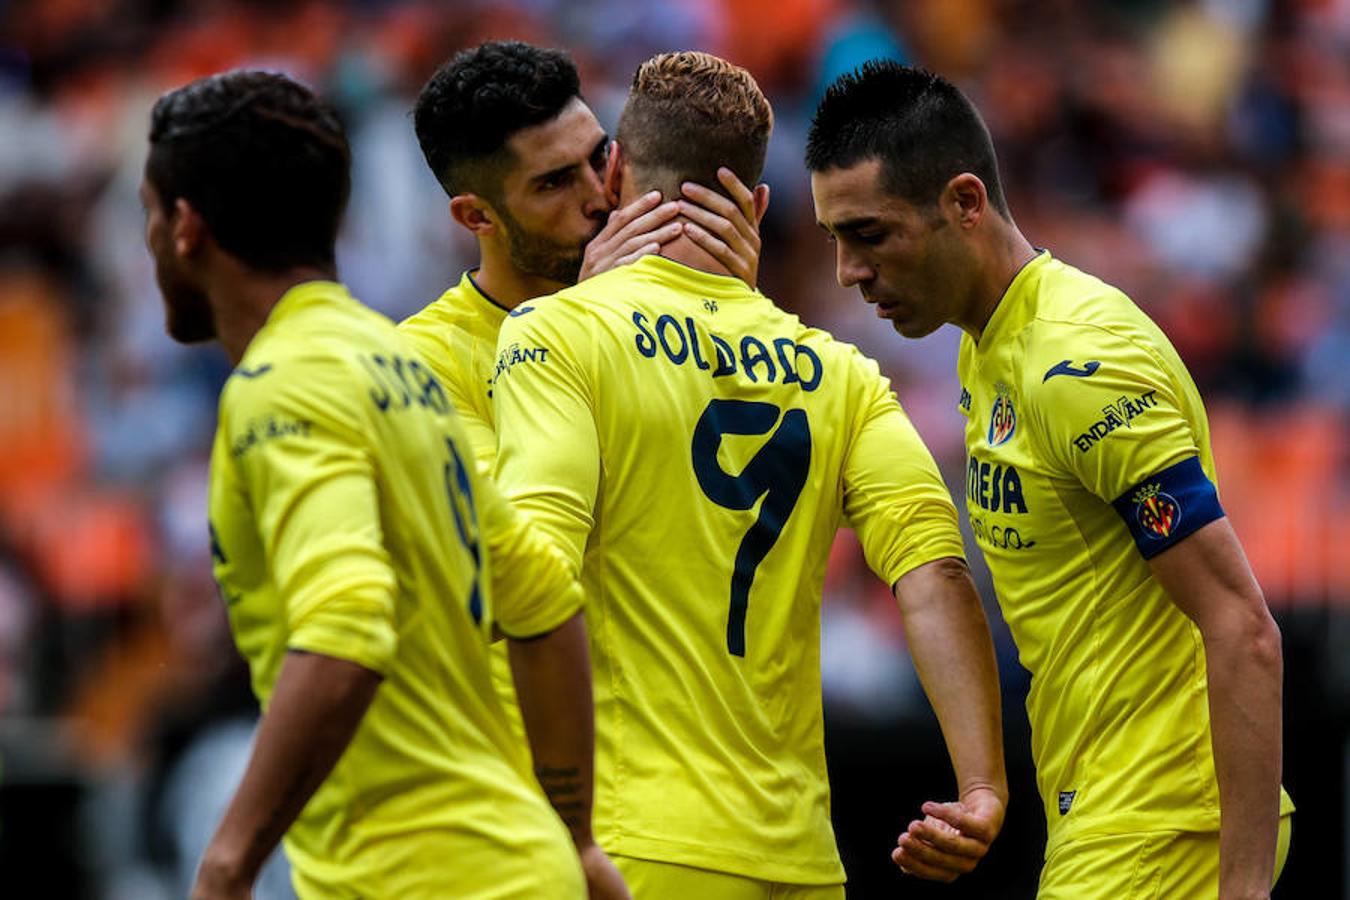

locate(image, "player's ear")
[[752, 183, 770, 225], [603, 140, 623, 207], [450, 194, 498, 237], [171, 197, 206, 259], [944, 173, 986, 229]]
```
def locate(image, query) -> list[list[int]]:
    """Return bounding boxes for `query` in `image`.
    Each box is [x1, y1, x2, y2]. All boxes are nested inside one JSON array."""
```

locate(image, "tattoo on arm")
[[536, 765, 585, 832]]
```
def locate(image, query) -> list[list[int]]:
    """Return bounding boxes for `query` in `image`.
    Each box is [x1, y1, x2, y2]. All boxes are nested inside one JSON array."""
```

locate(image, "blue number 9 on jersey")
[[442, 437, 484, 624], [691, 400, 812, 657]]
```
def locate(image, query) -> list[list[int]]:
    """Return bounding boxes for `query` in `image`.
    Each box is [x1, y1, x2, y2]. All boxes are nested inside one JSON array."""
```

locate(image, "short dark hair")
[[616, 51, 772, 200], [146, 70, 351, 272], [414, 41, 582, 201], [806, 61, 1009, 216]]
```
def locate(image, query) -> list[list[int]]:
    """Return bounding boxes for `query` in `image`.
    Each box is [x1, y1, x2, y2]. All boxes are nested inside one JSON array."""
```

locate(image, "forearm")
[[507, 611, 597, 847], [1203, 617, 1283, 897], [196, 651, 380, 889], [894, 558, 1007, 801], [1149, 519, 1284, 898]]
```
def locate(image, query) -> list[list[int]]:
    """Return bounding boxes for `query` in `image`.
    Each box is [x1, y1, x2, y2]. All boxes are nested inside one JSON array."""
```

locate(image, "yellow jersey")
[[492, 255, 965, 885], [956, 252, 1293, 854], [208, 281, 584, 898], [398, 270, 508, 477], [398, 270, 525, 746]]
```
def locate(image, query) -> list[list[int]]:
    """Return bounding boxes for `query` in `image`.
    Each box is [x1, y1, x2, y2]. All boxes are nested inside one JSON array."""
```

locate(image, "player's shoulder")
[[1017, 258, 1173, 387], [398, 286, 459, 338], [401, 275, 503, 337], [225, 294, 396, 421], [1023, 256, 1140, 334], [498, 281, 597, 341]]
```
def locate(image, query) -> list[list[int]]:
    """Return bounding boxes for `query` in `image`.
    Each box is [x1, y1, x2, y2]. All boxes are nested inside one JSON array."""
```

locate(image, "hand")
[[678, 167, 764, 288], [578, 842, 632, 900], [892, 785, 1005, 882], [579, 191, 681, 280]]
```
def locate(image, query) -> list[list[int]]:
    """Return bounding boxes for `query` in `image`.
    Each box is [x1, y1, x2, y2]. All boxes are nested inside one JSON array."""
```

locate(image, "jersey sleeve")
[[491, 302, 599, 573], [841, 354, 966, 586], [1026, 324, 1224, 558], [473, 468, 585, 639], [222, 358, 398, 673]]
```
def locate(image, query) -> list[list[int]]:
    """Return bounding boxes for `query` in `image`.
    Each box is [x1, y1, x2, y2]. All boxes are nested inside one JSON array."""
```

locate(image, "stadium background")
[[0, 0, 1346, 896]]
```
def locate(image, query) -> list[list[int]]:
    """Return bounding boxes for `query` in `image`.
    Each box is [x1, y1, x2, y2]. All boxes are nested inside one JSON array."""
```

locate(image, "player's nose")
[[836, 246, 873, 290], [580, 166, 609, 218]]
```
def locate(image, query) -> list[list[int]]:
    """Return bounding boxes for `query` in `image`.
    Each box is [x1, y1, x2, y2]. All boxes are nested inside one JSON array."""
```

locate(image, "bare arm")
[[1149, 517, 1282, 900], [891, 556, 1007, 882], [509, 612, 630, 900], [191, 651, 380, 899]]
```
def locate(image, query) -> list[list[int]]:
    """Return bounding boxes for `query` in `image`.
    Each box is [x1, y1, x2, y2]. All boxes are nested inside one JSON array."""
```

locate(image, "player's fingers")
[[891, 842, 961, 883], [611, 243, 661, 268], [715, 166, 759, 226], [907, 817, 987, 860], [606, 190, 665, 231], [675, 198, 744, 249], [679, 179, 737, 219], [595, 200, 678, 250], [615, 222, 682, 254], [682, 221, 731, 258], [921, 800, 997, 842], [895, 833, 977, 878]]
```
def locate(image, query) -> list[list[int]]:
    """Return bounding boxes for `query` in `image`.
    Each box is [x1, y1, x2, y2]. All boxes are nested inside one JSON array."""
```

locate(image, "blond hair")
[[617, 51, 773, 200]]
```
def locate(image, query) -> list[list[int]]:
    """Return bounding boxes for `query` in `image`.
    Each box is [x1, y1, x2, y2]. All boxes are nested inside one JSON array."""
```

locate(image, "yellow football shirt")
[[209, 280, 584, 898], [398, 270, 525, 746], [398, 270, 508, 476], [956, 252, 1293, 854], [492, 255, 965, 885]]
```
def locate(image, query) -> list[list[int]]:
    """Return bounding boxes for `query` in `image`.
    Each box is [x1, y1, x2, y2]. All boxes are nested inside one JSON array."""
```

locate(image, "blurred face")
[[493, 97, 610, 284], [139, 176, 214, 343], [811, 158, 970, 339]]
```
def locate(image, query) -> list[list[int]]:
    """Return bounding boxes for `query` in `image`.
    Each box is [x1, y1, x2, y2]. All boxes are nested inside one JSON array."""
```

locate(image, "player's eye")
[[539, 171, 573, 191], [855, 230, 886, 245]]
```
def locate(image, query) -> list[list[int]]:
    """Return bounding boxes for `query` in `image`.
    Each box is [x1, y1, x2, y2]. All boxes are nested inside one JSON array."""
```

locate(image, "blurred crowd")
[[0, 0, 1347, 895]]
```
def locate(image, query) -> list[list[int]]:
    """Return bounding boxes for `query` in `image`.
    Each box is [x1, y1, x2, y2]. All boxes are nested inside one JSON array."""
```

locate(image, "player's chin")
[[891, 316, 936, 339], [164, 300, 216, 344]]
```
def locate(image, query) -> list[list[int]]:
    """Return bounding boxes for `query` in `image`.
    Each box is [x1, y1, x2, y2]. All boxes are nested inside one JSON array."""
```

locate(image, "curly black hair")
[[146, 70, 351, 272], [807, 61, 1009, 217], [413, 40, 581, 201]]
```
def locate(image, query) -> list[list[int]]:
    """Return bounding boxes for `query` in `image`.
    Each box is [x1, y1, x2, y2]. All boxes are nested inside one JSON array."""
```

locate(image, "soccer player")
[[808, 62, 1294, 898], [140, 70, 625, 899], [399, 39, 762, 749], [401, 40, 761, 476], [492, 51, 1007, 898]]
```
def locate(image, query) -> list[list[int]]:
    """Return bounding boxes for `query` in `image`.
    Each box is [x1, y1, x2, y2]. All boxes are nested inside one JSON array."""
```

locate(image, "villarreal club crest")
[[1133, 482, 1180, 539], [988, 383, 1017, 447]]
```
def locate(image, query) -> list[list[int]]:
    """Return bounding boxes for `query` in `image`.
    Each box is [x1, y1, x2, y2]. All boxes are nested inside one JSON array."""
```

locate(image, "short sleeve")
[[1027, 325, 1224, 557], [841, 354, 966, 586], [491, 302, 600, 572], [224, 359, 398, 673]]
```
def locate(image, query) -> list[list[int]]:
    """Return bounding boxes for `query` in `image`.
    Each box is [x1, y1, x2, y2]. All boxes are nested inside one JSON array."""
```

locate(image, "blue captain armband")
[[1111, 456, 1224, 559]]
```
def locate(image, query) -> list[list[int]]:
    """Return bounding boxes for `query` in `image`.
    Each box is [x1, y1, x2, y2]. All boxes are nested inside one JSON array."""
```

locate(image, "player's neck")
[[963, 224, 1037, 344], [211, 266, 336, 366], [474, 251, 566, 311], [659, 233, 733, 279]]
